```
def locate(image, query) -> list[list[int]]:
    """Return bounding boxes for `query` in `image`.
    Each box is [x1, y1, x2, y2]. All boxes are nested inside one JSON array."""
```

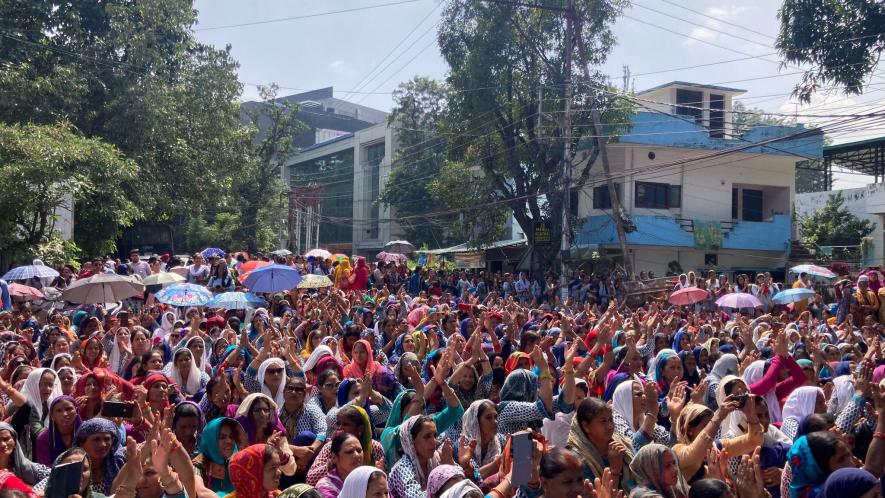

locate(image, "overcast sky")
[[192, 0, 885, 188]]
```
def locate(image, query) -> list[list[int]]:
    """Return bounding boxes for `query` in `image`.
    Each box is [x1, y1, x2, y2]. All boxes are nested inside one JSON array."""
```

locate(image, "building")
[[795, 137, 885, 267], [574, 81, 824, 277]]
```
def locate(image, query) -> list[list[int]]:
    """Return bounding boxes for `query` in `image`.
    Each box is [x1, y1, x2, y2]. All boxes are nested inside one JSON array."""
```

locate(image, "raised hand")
[[690, 378, 710, 405]]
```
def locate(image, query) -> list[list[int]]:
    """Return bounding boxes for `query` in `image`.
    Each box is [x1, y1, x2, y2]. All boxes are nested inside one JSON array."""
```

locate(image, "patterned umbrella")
[[270, 249, 293, 257], [206, 291, 266, 310], [7, 283, 43, 301], [715, 292, 762, 309], [243, 264, 301, 293], [668, 287, 708, 306], [201, 248, 226, 259], [306, 248, 331, 259], [383, 240, 416, 254], [772, 288, 816, 305], [790, 264, 836, 278], [2, 264, 59, 281], [297, 274, 334, 289], [155, 283, 213, 307], [376, 251, 407, 263]]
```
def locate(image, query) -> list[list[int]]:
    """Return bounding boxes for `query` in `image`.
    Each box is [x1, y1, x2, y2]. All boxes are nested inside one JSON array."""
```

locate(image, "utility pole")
[[559, 0, 574, 301], [573, 11, 632, 278]]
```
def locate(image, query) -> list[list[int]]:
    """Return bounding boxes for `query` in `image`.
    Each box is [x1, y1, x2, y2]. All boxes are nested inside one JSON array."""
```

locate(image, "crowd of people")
[[0, 250, 884, 498]]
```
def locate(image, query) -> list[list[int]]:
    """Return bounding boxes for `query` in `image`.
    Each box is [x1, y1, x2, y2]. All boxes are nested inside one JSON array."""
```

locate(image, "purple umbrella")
[[715, 292, 762, 309]]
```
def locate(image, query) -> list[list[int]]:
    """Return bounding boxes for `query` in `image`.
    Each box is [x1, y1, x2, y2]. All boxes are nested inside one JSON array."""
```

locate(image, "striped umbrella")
[[790, 264, 836, 278]]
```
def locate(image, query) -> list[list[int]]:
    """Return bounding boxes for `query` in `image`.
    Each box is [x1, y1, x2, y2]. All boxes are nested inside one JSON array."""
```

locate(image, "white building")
[[574, 81, 824, 277]]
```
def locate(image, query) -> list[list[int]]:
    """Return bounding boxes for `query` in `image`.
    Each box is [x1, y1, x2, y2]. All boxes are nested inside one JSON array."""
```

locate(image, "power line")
[[631, 2, 773, 50], [658, 0, 776, 41], [194, 0, 428, 32]]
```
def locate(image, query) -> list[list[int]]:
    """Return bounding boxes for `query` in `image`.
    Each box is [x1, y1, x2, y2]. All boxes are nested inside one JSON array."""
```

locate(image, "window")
[[592, 183, 621, 209], [705, 253, 718, 266], [635, 182, 681, 209], [676, 89, 704, 124], [710, 94, 725, 138], [365, 142, 384, 239], [742, 189, 763, 221], [731, 188, 739, 219], [569, 189, 579, 217]]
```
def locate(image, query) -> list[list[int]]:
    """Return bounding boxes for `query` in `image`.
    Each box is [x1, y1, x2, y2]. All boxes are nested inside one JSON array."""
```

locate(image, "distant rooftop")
[[277, 87, 388, 125], [638, 81, 747, 95]]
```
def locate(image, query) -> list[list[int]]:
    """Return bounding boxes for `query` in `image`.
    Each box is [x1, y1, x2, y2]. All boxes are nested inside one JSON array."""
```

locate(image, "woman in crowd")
[[192, 417, 246, 495], [72, 418, 125, 496], [33, 395, 81, 465], [315, 432, 364, 497]]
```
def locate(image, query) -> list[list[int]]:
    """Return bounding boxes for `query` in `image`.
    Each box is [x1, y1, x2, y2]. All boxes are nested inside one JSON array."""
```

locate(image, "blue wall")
[[617, 112, 823, 159], [575, 214, 790, 252]]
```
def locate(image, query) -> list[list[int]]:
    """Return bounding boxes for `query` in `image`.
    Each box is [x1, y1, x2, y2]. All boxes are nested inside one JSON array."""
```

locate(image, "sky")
[[192, 0, 885, 189]]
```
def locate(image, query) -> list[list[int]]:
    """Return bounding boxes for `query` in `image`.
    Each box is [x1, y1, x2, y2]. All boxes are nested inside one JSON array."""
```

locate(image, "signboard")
[[454, 251, 485, 268], [694, 220, 723, 250], [534, 223, 552, 246], [417, 254, 428, 266]]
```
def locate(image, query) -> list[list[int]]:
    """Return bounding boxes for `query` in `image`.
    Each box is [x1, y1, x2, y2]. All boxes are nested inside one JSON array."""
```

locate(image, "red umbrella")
[[668, 287, 708, 306], [7, 283, 44, 301], [240, 260, 271, 273]]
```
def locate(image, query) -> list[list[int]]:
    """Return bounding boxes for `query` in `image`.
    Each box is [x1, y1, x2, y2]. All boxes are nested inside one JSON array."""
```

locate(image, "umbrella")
[[270, 249, 293, 257], [62, 274, 145, 305], [243, 264, 302, 293], [383, 240, 416, 254], [155, 283, 213, 307], [306, 248, 331, 259], [2, 264, 59, 281], [142, 272, 185, 287], [668, 287, 709, 306], [332, 253, 349, 262], [239, 260, 271, 273], [790, 264, 836, 279], [201, 248, 226, 259], [376, 251, 407, 263], [715, 293, 762, 309], [297, 274, 334, 289], [772, 288, 816, 305], [207, 291, 266, 310], [7, 283, 43, 301]]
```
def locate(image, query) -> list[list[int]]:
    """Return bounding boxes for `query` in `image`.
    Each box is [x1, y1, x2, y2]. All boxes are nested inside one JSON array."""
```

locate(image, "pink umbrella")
[[668, 287, 709, 306], [376, 251, 407, 263], [715, 293, 762, 309], [7, 283, 43, 301]]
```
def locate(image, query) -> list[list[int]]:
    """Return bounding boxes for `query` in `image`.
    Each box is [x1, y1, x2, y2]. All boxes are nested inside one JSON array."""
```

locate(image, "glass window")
[[365, 142, 384, 239], [290, 148, 354, 244], [592, 183, 621, 209], [635, 182, 681, 209]]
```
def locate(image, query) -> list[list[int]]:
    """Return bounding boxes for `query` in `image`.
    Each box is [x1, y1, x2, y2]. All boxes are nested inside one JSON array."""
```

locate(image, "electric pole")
[[559, 0, 574, 301]]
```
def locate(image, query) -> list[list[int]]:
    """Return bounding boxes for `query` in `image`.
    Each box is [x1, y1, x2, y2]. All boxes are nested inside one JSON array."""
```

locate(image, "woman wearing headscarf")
[[704, 353, 738, 409], [104, 327, 133, 377], [165, 347, 207, 398], [246, 357, 288, 408], [567, 398, 634, 491], [821, 467, 880, 498], [227, 441, 296, 498], [302, 345, 342, 387], [279, 377, 327, 447], [459, 399, 504, 482], [41, 447, 107, 498], [335, 259, 352, 290], [153, 311, 176, 341], [787, 432, 854, 498], [388, 415, 447, 498], [497, 367, 553, 435], [781, 386, 827, 441], [611, 380, 671, 451], [307, 405, 383, 486], [73, 418, 125, 495], [0, 422, 48, 488], [73, 369, 135, 419], [172, 400, 206, 456], [77, 336, 108, 372], [192, 417, 247, 496], [340, 465, 389, 498], [342, 339, 380, 379], [425, 464, 482, 498], [381, 382, 463, 470], [651, 348, 685, 430], [743, 336, 806, 423], [233, 393, 287, 446], [13, 367, 62, 454], [629, 443, 690, 498], [679, 350, 701, 388], [316, 432, 365, 498], [33, 395, 81, 466]]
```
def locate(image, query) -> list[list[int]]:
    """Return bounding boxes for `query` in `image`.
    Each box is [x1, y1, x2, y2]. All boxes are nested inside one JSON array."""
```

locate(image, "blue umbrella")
[[243, 264, 301, 293], [155, 283, 213, 307], [200, 247, 226, 259], [2, 264, 59, 281], [772, 288, 816, 305], [207, 291, 266, 310]]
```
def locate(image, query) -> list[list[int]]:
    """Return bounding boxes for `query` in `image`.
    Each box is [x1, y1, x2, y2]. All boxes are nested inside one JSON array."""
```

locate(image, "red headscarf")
[[228, 444, 280, 498], [342, 339, 379, 379], [142, 373, 176, 409], [78, 337, 107, 371], [504, 351, 534, 376]]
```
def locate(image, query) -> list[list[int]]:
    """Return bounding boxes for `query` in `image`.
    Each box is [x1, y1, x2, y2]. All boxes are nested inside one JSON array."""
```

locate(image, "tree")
[[731, 101, 797, 136], [436, 0, 632, 264], [799, 192, 876, 262], [0, 0, 249, 252], [0, 122, 138, 263], [777, 0, 885, 102]]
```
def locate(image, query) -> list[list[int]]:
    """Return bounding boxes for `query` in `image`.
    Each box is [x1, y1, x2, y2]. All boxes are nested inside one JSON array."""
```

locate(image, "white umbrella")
[[306, 248, 331, 259], [62, 274, 145, 304], [384, 240, 416, 254], [142, 272, 186, 286]]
